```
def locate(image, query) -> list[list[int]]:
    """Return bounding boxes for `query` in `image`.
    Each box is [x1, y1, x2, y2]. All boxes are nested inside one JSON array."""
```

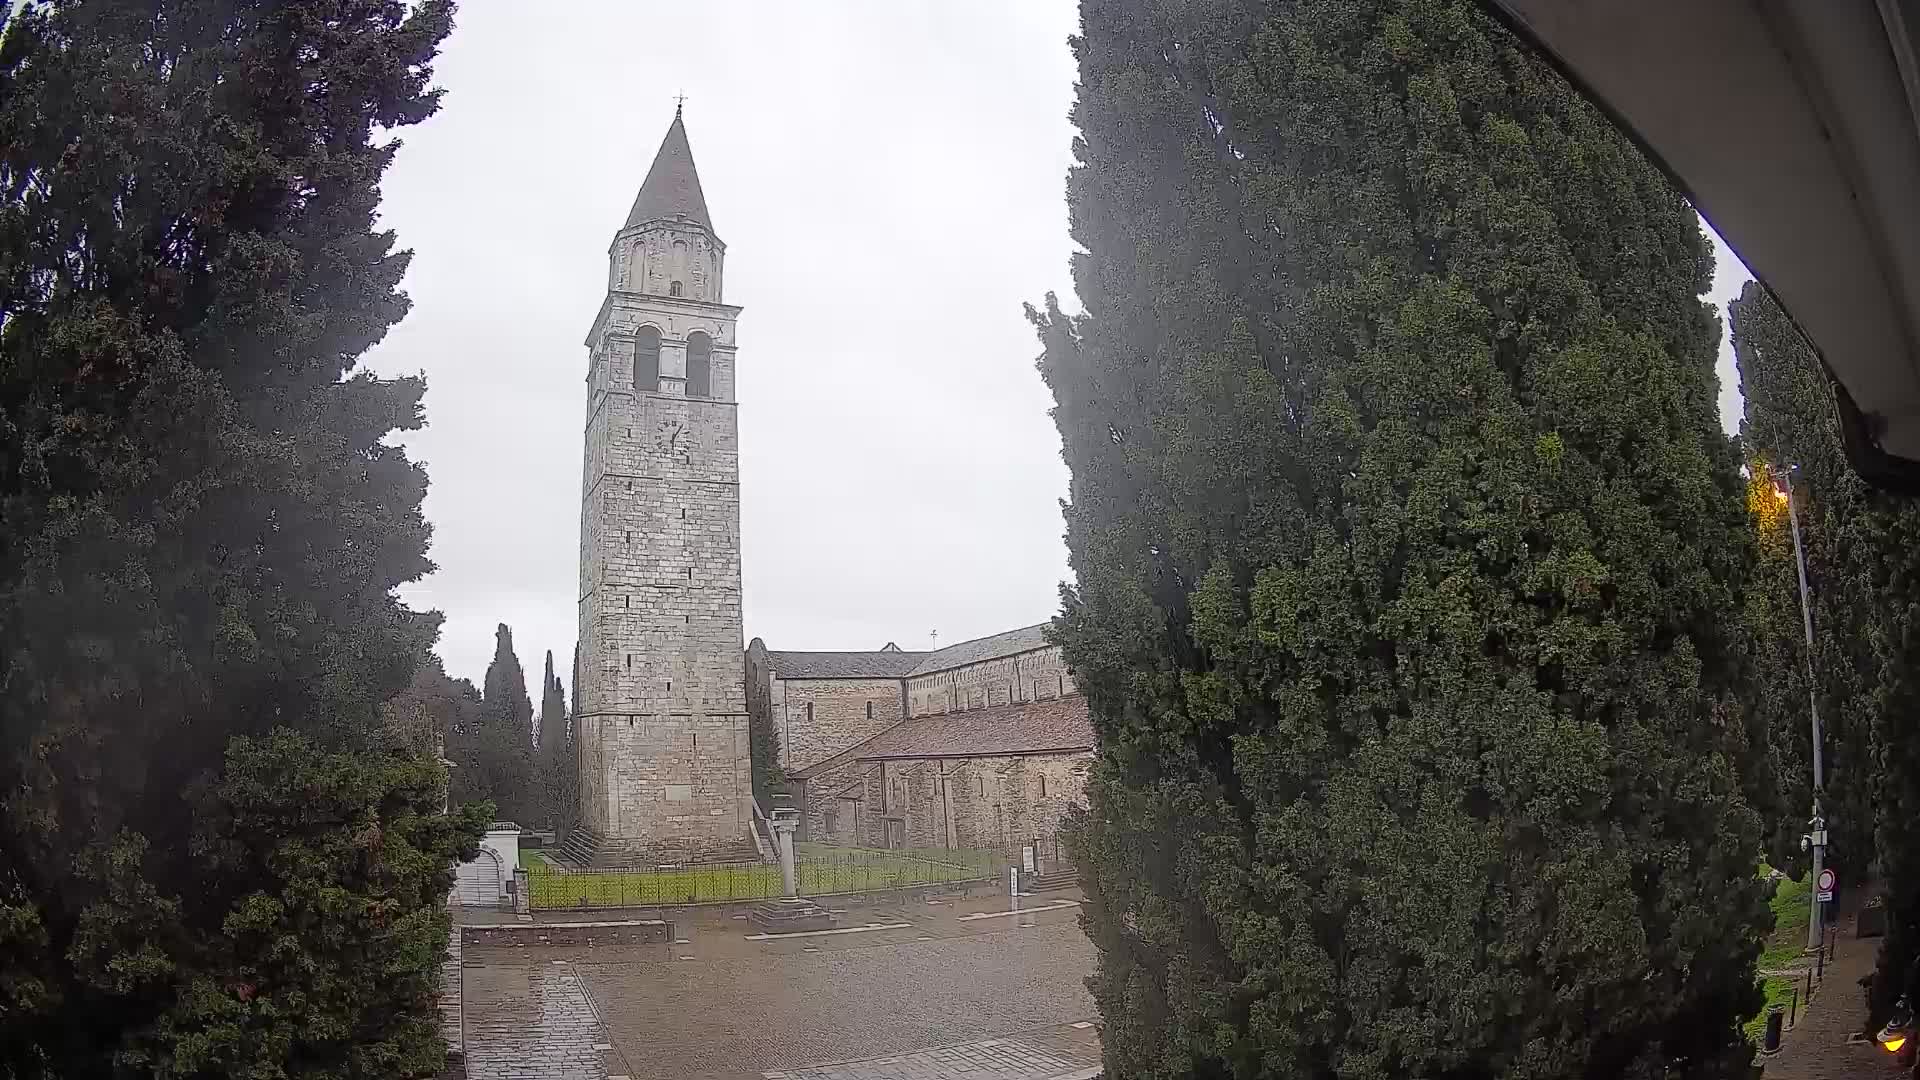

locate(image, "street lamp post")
[[1778, 468, 1828, 951]]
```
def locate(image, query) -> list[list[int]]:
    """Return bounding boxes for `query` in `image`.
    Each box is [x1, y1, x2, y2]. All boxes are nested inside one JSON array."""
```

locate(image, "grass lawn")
[[1760, 873, 1814, 971], [522, 844, 999, 909], [1742, 869, 1815, 1040], [1743, 974, 1799, 1040]]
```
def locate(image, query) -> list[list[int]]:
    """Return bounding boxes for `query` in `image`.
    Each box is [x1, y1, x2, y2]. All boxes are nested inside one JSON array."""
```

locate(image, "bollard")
[[1761, 1005, 1785, 1055], [1788, 988, 1798, 1029]]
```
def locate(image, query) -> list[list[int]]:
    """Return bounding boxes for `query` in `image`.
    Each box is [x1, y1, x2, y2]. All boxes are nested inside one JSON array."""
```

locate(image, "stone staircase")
[[553, 826, 606, 868], [1025, 868, 1078, 894]]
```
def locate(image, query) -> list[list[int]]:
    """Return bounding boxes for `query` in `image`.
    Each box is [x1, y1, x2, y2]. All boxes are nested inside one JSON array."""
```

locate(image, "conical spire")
[[624, 109, 712, 231]]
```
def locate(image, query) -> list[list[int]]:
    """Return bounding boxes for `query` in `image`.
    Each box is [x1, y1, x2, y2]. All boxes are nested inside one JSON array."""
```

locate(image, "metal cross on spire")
[[673, 90, 687, 118]]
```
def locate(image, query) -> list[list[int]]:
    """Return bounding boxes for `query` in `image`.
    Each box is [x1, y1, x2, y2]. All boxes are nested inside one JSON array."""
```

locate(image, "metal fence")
[[526, 847, 1001, 910]]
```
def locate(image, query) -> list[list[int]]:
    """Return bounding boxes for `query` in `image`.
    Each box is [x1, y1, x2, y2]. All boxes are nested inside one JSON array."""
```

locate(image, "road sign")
[[1816, 867, 1836, 902]]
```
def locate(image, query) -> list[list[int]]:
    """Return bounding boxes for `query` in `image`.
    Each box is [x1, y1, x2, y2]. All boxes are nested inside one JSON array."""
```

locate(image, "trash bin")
[[1761, 1005, 1785, 1055]]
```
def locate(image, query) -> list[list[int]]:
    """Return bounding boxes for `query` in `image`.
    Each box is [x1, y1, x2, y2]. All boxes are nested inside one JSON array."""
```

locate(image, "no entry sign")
[[1816, 868, 1836, 902]]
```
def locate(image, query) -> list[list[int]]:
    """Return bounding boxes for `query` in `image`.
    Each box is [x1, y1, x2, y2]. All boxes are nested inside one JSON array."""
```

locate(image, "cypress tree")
[[1033, 1, 1768, 1075], [0, 1, 481, 1075], [536, 649, 573, 828], [1730, 281, 1920, 1021], [463, 623, 534, 823], [1730, 282, 1880, 876]]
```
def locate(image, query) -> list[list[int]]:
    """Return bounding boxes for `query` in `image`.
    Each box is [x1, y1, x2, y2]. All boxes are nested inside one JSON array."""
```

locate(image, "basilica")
[[571, 112, 1088, 865]]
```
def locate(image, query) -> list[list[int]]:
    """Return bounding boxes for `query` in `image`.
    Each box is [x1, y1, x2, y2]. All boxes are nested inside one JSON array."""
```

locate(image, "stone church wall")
[[832, 751, 1090, 853], [770, 677, 906, 774], [905, 646, 1075, 717], [584, 712, 752, 850], [576, 244, 750, 856]]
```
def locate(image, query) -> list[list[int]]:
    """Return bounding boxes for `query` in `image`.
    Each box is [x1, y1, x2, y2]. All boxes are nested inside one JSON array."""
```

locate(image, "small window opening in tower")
[[669, 280, 684, 297], [635, 325, 661, 391], [686, 331, 712, 397]]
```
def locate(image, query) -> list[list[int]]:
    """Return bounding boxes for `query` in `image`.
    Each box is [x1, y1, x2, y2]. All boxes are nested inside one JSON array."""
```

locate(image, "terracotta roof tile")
[[794, 696, 1093, 779]]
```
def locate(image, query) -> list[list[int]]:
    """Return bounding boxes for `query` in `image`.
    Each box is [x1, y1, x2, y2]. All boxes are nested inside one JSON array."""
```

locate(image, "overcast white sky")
[[363, 1, 1752, 689]]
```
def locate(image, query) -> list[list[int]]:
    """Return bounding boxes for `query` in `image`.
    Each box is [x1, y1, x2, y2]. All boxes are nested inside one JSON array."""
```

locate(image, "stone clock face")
[[654, 421, 691, 463]]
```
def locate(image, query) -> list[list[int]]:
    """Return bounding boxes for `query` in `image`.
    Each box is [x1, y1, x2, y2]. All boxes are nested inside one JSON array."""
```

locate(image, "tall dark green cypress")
[[1033, 1, 1767, 1075], [1730, 282, 1880, 877], [0, 1, 482, 1076], [536, 649, 572, 828], [1731, 281, 1920, 1022], [463, 623, 534, 823]]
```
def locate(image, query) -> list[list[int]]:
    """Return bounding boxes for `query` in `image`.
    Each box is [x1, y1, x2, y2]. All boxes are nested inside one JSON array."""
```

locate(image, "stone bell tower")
[[573, 108, 752, 861]]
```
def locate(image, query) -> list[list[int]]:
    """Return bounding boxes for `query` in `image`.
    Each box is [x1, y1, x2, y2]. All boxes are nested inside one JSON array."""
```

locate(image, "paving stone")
[[1760, 909, 1903, 1080]]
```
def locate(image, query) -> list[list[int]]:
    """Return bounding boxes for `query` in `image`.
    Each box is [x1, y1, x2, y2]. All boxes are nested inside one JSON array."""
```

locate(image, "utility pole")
[[1780, 468, 1827, 951]]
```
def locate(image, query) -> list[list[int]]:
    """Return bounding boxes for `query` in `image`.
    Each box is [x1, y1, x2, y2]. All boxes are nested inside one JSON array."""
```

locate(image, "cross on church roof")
[[673, 90, 687, 117]]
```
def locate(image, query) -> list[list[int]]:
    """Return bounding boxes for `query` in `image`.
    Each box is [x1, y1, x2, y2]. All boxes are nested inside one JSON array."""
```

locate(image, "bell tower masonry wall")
[[574, 113, 751, 860]]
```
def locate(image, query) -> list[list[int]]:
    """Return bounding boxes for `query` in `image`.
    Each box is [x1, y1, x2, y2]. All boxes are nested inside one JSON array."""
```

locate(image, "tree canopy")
[[1035, 1, 1768, 1075], [536, 649, 573, 829], [0, 1, 477, 1074], [448, 623, 534, 824], [1731, 280, 1920, 1021]]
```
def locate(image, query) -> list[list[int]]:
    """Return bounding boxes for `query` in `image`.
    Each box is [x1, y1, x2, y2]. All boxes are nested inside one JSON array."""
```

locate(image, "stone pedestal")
[[745, 805, 836, 932], [748, 895, 838, 933]]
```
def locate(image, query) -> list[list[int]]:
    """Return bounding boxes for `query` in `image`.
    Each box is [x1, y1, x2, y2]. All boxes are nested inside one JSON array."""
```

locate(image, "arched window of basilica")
[[669, 280, 684, 297], [686, 331, 712, 398], [635, 325, 661, 392]]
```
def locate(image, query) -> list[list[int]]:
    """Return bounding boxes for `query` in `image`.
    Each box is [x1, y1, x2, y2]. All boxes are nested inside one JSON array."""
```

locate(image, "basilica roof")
[[791, 694, 1093, 777], [764, 650, 928, 680], [905, 623, 1052, 676]]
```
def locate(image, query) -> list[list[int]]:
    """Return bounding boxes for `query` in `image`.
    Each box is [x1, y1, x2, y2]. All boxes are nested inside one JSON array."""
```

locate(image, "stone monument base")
[[748, 896, 837, 933]]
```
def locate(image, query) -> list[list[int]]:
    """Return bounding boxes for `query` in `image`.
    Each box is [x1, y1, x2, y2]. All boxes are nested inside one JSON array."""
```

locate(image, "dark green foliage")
[[1729, 282, 1878, 877], [1035, 1, 1768, 1076], [535, 649, 574, 829], [1730, 282, 1920, 1021], [136, 732, 488, 1077], [449, 624, 534, 824], [380, 654, 469, 758], [0, 1, 471, 1075], [744, 644, 786, 805]]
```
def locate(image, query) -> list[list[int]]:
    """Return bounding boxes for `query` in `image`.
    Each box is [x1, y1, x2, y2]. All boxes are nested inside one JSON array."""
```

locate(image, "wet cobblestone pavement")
[[1760, 909, 1903, 1080], [763, 1023, 1101, 1080], [459, 894, 1096, 1080], [461, 962, 617, 1080]]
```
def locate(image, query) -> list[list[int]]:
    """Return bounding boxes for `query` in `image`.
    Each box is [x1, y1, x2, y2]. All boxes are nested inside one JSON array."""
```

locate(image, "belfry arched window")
[[635, 326, 660, 392], [686, 331, 712, 398]]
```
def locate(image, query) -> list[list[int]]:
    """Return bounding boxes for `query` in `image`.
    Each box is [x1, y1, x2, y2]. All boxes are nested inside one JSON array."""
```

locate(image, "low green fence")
[[526, 847, 1000, 909]]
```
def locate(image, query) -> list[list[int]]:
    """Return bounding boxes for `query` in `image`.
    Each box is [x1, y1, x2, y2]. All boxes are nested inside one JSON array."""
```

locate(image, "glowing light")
[[1884, 1037, 1907, 1054]]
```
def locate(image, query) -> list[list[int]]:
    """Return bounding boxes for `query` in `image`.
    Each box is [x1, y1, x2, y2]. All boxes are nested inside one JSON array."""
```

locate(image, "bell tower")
[[574, 108, 751, 859]]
